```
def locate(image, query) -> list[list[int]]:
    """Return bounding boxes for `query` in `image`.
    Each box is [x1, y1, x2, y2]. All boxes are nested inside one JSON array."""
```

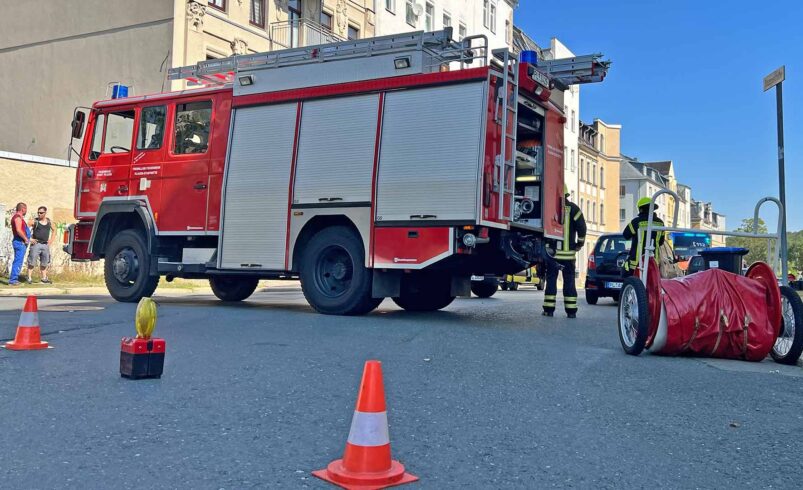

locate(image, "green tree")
[[726, 218, 772, 267]]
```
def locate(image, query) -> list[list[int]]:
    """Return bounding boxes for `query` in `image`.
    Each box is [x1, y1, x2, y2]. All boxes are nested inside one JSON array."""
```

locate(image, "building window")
[[600, 133, 605, 152], [592, 202, 596, 223], [571, 149, 575, 172], [601, 204, 605, 225], [320, 10, 333, 30], [564, 146, 568, 170], [406, 0, 416, 26], [579, 158, 584, 180], [443, 11, 451, 28], [620, 209, 626, 221], [489, 1, 497, 33], [571, 191, 575, 202], [385, 0, 395, 13], [600, 166, 605, 188], [564, 105, 568, 129], [288, 0, 302, 47], [250, 0, 265, 27], [348, 24, 360, 40], [587, 161, 591, 182], [592, 164, 597, 185], [458, 22, 467, 41], [425, 2, 434, 31], [208, 0, 226, 11], [619, 185, 625, 197], [580, 198, 584, 214], [505, 20, 511, 43], [571, 110, 576, 132], [483, 0, 489, 28]]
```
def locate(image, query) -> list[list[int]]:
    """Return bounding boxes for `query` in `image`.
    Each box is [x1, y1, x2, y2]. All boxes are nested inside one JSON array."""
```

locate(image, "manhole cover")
[[38, 305, 105, 312]]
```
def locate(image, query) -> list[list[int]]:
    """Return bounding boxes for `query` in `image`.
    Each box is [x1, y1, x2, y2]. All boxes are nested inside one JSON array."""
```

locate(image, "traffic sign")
[[763, 66, 785, 92]]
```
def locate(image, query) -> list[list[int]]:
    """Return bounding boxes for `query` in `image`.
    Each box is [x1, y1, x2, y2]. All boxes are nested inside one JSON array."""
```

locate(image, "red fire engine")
[[65, 29, 609, 315]]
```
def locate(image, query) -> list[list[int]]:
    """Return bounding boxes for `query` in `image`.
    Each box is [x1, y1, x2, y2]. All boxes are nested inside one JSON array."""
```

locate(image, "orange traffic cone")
[[313, 360, 417, 490], [4, 295, 50, 350]]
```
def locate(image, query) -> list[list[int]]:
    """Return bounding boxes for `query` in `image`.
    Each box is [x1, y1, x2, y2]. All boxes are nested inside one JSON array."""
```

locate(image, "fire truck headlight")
[[462, 233, 477, 248], [238, 74, 255, 86], [394, 57, 412, 70]]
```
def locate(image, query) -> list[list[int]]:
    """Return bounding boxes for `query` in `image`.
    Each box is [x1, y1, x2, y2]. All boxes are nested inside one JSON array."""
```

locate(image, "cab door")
[[129, 105, 167, 221], [159, 99, 213, 233], [77, 109, 136, 216]]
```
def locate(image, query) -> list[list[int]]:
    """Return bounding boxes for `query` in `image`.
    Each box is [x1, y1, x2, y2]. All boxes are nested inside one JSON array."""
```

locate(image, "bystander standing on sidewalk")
[[27, 206, 53, 284], [8, 202, 30, 286]]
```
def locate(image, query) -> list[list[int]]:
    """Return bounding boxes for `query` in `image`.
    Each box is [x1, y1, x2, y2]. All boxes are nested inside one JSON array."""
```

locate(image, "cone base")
[[312, 459, 418, 490], [3, 340, 49, 351]]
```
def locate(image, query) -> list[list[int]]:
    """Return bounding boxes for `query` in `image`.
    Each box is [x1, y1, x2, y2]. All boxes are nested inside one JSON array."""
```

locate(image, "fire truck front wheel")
[[209, 276, 259, 302], [300, 226, 380, 316], [104, 230, 159, 303]]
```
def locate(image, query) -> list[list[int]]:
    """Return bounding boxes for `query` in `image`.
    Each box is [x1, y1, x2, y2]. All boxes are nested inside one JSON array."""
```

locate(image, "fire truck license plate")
[[605, 282, 623, 290]]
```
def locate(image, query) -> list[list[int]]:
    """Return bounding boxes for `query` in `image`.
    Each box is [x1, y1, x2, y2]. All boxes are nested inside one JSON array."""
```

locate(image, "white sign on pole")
[[763, 66, 785, 92]]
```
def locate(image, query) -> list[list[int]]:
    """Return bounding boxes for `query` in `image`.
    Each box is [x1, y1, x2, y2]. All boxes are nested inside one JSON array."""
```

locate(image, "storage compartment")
[[512, 97, 545, 228]]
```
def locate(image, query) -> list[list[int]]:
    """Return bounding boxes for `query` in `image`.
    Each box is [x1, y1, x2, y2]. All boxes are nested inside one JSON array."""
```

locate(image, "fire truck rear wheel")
[[104, 229, 159, 303], [300, 226, 380, 316], [392, 274, 455, 312], [209, 276, 259, 302]]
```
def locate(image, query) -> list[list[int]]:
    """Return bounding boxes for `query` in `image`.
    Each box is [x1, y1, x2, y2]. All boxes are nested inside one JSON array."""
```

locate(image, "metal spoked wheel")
[[314, 245, 354, 298], [771, 286, 803, 365], [618, 277, 649, 356]]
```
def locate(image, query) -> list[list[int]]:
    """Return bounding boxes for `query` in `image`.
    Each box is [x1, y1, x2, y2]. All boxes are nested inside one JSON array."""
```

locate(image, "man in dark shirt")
[[27, 206, 53, 284], [8, 202, 30, 286]]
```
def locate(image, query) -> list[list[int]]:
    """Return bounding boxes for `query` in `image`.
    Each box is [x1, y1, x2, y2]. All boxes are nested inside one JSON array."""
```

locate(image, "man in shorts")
[[27, 206, 53, 284]]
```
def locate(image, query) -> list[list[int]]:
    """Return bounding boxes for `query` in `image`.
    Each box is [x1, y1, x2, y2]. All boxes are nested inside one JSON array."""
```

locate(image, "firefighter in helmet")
[[543, 186, 586, 318], [622, 197, 666, 275]]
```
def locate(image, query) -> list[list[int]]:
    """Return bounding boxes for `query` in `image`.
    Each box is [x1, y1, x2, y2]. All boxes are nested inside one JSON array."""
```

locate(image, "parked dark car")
[[686, 255, 705, 274], [585, 234, 630, 304]]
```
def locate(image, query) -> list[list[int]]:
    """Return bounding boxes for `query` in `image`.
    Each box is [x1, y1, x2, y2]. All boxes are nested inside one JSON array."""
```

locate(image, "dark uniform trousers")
[[543, 259, 577, 314]]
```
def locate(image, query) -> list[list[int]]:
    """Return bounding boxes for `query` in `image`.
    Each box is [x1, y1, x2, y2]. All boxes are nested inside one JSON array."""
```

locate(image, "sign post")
[[763, 65, 787, 285]]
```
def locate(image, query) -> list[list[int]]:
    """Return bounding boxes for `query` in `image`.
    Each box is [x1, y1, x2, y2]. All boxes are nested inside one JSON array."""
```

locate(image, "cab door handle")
[[194, 182, 208, 190]]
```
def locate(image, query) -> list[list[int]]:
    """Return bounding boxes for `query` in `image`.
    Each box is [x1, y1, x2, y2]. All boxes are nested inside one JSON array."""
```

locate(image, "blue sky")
[[517, 0, 803, 231]]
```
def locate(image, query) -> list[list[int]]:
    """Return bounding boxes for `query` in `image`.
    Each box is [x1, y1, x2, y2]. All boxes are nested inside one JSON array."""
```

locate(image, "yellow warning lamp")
[[135, 297, 158, 340]]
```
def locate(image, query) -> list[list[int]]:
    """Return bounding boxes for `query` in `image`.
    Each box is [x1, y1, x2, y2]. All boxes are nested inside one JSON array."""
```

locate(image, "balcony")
[[271, 19, 344, 50]]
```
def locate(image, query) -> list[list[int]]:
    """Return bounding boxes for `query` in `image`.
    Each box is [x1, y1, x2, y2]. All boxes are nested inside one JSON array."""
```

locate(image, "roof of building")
[[643, 160, 673, 176], [512, 25, 542, 56]]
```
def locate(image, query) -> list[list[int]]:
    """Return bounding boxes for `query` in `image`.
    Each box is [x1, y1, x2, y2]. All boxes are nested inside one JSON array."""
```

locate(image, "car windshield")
[[597, 236, 631, 254]]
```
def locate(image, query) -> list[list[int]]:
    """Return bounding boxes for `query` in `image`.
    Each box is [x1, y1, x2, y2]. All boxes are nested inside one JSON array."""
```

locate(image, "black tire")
[[299, 226, 380, 315], [771, 286, 803, 365], [209, 276, 259, 302], [104, 229, 159, 303], [393, 273, 454, 312], [536, 280, 545, 291], [586, 290, 599, 305], [500, 283, 509, 291], [510, 282, 519, 291], [471, 277, 498, 298], [618, 277, 649, 356]]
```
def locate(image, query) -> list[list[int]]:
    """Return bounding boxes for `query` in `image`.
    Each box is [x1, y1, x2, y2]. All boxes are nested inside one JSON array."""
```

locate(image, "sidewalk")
[[0, 280, 299, 297]]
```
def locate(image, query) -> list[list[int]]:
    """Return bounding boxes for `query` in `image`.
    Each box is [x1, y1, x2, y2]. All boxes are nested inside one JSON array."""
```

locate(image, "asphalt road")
[[1, 285, 802, 489]]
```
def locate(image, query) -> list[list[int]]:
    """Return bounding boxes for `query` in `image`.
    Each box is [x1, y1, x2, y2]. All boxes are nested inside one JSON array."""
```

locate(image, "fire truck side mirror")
[[71, 110, 86, 139]]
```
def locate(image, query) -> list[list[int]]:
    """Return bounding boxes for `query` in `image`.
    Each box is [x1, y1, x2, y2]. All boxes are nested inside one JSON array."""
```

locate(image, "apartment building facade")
[[576, 119, 621, 284], [691, 200, 727, 247], [376, 0, 517, 49]]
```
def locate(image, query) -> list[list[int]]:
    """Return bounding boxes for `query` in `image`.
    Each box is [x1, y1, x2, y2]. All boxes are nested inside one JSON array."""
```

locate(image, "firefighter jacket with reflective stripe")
[[550, 200, 586, 261], [622, 211, 665, 268]]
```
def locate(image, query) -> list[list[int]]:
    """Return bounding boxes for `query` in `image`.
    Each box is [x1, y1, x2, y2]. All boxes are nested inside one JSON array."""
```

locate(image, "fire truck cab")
[[66, 29, 609, 315]]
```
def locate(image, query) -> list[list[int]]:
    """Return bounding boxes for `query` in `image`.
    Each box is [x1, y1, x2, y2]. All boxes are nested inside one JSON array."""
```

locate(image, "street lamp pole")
[[764, 66, 788, 285]]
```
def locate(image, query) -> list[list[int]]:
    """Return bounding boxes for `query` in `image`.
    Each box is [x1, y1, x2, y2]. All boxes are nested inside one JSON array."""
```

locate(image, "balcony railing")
[[270, 19, 344, 50]]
